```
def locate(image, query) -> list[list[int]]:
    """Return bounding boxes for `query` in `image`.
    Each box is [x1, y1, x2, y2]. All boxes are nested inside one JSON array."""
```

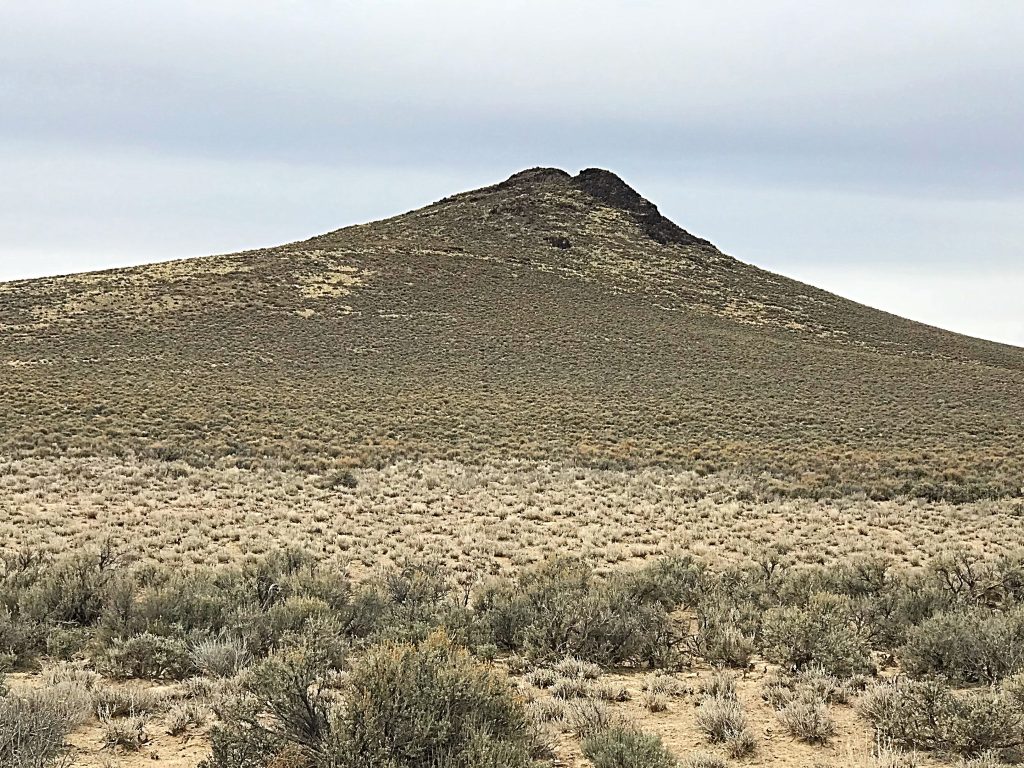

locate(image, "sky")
[[1, 1, 1021, 346]]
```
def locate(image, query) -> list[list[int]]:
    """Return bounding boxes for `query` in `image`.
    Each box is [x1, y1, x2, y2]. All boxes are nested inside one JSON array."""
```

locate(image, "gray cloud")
[[1, 1, 1021, 344]]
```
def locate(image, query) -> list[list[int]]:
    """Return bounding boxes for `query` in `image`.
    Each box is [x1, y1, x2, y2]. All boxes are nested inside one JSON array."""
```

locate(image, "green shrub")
[[337, 631, 535, 767], [692, 578, 763, 669], [0, 609, 44, 670], [822, 555, 931, 650], [99, 632, 195, 680], [474, 559, 679, 665], [581, 725, 678, 768], [625, 555, 704, 611], [205, 631, 537, 768], [901, 608, 1024, 683], [697, 624, 755, 668], [131, 572, 233, 636], [18, 548, 120, 626], [760, 593, 873, 677], [236, 596, 331, 655], [44, 626, 91, 661], [860, 678, 1024, 758]]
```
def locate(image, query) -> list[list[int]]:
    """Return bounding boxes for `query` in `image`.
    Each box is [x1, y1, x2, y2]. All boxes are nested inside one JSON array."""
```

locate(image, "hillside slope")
[[2, 167, 1022, 500]]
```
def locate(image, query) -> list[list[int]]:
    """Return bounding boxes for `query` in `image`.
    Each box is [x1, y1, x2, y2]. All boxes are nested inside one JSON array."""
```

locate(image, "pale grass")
[[1, 457, 1018, 575]]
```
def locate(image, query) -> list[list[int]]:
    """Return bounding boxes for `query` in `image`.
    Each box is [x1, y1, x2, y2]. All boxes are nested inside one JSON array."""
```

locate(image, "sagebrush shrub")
[[551, 676, 591, 700], [760, 593, 873, 677], [725, 727, 758, 758], [567, 699, 617, 738], [582, 725, 678, 768], [699, 671, 737, 701], [0, 609, 45, 670], [473, 558, 679, 665], [860, 678, 1024, 758], [338, 631, 535, 767], [642, 672, 688, 698], [99, 632, 194, 680], [693, 589, 762, 669], [1003, 672, 1024, 708], [553, 657, 602, 680], [18, 549, 119, 627], [698, 624, 755, 668], [206, 631, 537, 768], [166, 701, 209, 736], [593, 682, 630, 702], [524, 668, 556, 689], [0, 690, 74, 768], [901, 608, 1024, 683], [643, 691, 668, 712]]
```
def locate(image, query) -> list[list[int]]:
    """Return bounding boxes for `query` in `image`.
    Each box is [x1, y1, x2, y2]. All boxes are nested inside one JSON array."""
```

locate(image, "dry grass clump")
[[165, 700, 209, 736], [694, 670, 758, 757], [190, 636, 251, 678], [777, 695, 837, 744], [551, 676, 591, 700], [92, 684, 171, 717], [593, 682, 631, 702], [682, 752, 727, 768], [100, 711, 150, 751]]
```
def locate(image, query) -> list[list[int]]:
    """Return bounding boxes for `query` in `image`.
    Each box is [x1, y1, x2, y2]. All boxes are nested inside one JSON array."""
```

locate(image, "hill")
[[1, 166, 1022, 502]]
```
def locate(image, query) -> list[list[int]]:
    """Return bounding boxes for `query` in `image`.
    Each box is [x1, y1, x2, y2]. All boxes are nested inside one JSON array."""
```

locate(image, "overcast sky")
[[1, 1, 1021, 345]]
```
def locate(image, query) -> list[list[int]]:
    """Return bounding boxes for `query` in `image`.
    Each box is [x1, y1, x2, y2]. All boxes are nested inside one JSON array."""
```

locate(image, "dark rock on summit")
[[571, 168, 710, 248]]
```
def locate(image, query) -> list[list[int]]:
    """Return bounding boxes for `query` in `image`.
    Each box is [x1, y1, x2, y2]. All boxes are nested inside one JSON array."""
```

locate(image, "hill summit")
[[1, 167, 1022, 501], [493, 166, 711, 247]]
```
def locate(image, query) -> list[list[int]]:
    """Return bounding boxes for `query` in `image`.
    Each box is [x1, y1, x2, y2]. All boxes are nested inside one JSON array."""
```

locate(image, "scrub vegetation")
[[3, 546, 1024, 766], [2, 169, 1022, 767]]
